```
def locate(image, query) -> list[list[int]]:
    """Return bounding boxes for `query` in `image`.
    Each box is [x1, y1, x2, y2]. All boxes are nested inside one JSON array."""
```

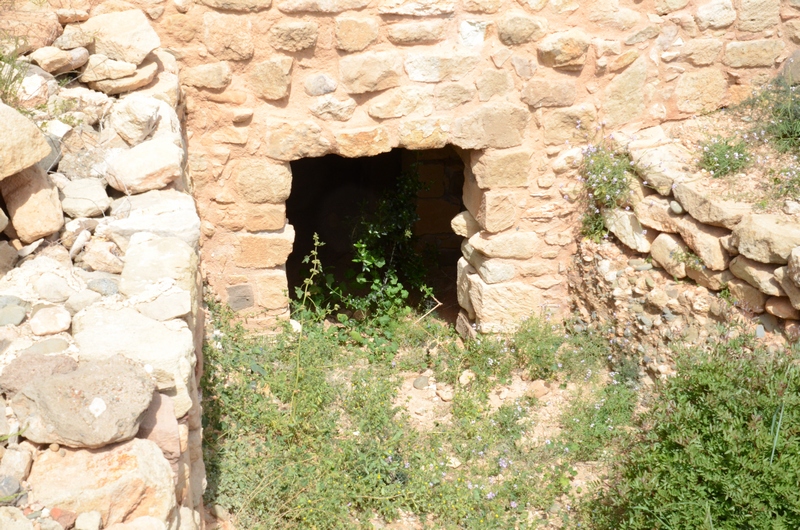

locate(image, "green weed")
[[579, 144, 631, 242], [698, 136, 750, 177]]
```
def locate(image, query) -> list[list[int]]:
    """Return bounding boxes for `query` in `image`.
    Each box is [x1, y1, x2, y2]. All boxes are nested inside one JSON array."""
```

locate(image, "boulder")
[[88, 55, 159, 95], [79, 10, 160, 65], [106, 139, 184, 194], [81, 54, 137, 82], [686, 267, 734, 291], [61, 179, 111, 218], [634, 194, 680, 233], [106, 190, 201, 250], [0, 352, 78, 398], [776, 267, 800, 310], [650, 233, 688, 278], [602, 209, 651, 253], [0, 165, 64, 244], [672, 178, 750, 229], [72, 307, 195, 416], [729, 255, 783, 296], [728, 278, 767, 313], [788, 246, 800, 287], [765, 297, 800, 320], [630, 143, 694, 196], [0, 102, 51, 181], [106, 95, 160, 145], [11, 356, 154, 448], [675, 216, 730, 270], [28, 438, 176, 527], [733, 214, 800, 264]]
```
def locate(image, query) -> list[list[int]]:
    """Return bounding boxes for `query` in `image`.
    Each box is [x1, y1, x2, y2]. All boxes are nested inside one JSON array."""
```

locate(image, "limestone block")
[[405, 51, 479, 83], [72, 307, 196, 414], [497, 11, 548, 45], [538, 29, 590, 70], [737, 0, 779, 32], [334, 127, 392, 158], [686, 267, 734, 291], [452, 102, 530, 149], [468, 276, 543, 333], [682, 38, 723, 66], [603, 209, 651, 253], [304, 73, 337, 96], [0, 102, 51, 181], [277, 0, 371, 12], [634, 194, 680, 233], [199, 0, 270, 11], [236, 226, 296, 268], [456, 258, 476, 318], [463, 0, 502, 12], [603, 56, 647, 127], [477, 190, 517, 233], [61, 178, 111, 218], [12, 356, 154, 448], [723, 40, 785, 68], [107, 139, 183, 194], [339, 51, 403, 93], [107, 190, 201, 250], [88, 55, 159, 95], [120, 234, 198, 295], [451, 211, 480, 238], [378, 0, 455, 15], [107, 94, 160, 145], [243, 202, 287, 232], [78, 10, 160, 65], [776, 267, 800, 310], [136, 290, 192, 321], [335, 16, 379, 52], [632, 143, 694, 196], [56, 87, 112, 125], [732, 214, 800, 264], [0, 166, 63, 244], [541, 104, 597, 146], [675, 216, 730, 271], [252, 269, 289, 310], [310, 95, 356, 121], [398, 118, 450, 150], [81, 239, 125, 274], [138, 392, 180, 467], [269, 20, 318, 52], [695, 0, 736, 29], [81, 54, 137, 83], [608, 50, 639, 72], [30, 46, 76, 73], [655, 0, 688, 14], [387, 20, 444, 45], [234, 159, 292, 204], [264, 120, 331, 161], [470, 148, 532, 188], [248, 57, 293, 101], [182, 62, 231, 89], [468, 230, 539, 259], [203, 12, 253, 61], [368, 86, 430, 118], [765, 297, 800, 320], [521, 76, 576, 108], [28, 439, 176, 527], [729, 255, 783, 296], [475, 69, 512, 101], [434, 82, 476, 110], [728, 278, 767, 313], [672, 181, 749, 229], [468, 251, 516, 284], [650, 233, 688, 278]]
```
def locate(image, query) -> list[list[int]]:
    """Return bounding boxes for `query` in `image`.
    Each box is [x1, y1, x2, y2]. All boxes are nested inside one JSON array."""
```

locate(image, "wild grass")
[[698, 136, 750, 177]]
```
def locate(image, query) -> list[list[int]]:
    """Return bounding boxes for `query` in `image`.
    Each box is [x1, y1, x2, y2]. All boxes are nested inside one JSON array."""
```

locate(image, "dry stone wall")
[[0, 6, 205, 530], [140, 0, 799, 333]]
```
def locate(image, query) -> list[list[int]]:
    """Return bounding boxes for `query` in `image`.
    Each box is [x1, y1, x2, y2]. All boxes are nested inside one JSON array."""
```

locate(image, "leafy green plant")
[[698, 136, 750, 177], [580, 333, 800, 529], [579, 144, 631, 241]]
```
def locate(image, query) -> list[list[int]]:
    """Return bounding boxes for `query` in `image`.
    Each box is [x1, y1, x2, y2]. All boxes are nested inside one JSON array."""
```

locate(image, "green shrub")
[[699, 136, 750, 177], [0, 33, 28, 107], [581, 333, 800, 529], [579, 144, 631, 242]]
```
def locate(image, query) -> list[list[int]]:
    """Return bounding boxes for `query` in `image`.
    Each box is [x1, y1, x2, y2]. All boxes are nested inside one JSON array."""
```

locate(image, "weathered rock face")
[[0, 166, 64, 244]]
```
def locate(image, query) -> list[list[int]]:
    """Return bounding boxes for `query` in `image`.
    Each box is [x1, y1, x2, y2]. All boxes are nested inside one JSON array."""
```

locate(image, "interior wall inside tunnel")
[[287, 146, 465, 320]]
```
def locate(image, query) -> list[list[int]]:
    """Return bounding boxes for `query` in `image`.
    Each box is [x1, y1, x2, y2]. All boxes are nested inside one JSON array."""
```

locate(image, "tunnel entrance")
[[287, 146, 465, 322]]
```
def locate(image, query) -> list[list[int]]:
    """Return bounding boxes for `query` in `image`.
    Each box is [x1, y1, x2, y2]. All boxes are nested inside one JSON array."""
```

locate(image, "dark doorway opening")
[[286, 146, 465, 322]]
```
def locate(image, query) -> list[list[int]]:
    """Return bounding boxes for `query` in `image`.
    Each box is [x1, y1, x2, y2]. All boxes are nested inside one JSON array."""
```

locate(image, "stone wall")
[[143, 0, 799, 332], [0, 6, 206, 529]]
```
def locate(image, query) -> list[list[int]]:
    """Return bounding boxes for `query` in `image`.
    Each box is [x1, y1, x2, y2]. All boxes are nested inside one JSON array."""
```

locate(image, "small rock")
[[65, 289, 102, 314], [74, 511, 102, 530], [412, 375, 429, 390], [87, 278, 119, 296], [21, 338, 70, 356], [0, 506, 32, 529], [0, 444, 34, 482], [0, 306, 26, 327], [435, 386, 454, 401], [529, 379, 550, 398], [458, 369, 476, 387], [0, 476, 20, 505], [756, 324, 766, 338], [34, 273, 75, 304], [669, 200, 684, 215], [29, 306, 72, 336]]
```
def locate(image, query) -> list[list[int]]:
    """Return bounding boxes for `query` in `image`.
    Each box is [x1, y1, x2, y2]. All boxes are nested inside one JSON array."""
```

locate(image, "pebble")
[[34, 272, 75, 303], [49, 443, 60, 452], [29, 306, 72, 336], [87, 278, 118, 296], [412, 376, 429, 390], [669, 200, 684, 215], [755, 324, 766, 339], [0, 475, 20, 505], [23, 338, 70, 355]]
